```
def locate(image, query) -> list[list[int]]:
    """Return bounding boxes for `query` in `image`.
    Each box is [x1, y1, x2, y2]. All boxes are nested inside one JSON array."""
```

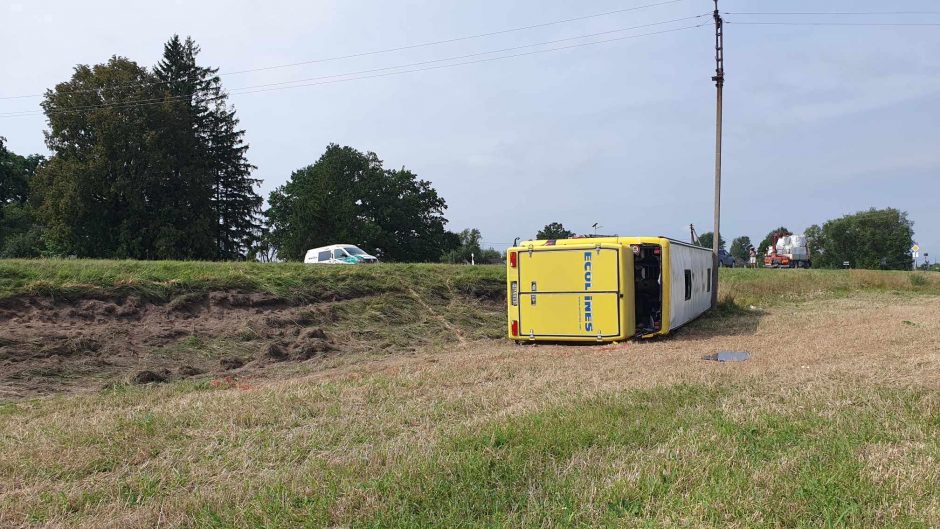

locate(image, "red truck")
[[764, 234, 811, 268]]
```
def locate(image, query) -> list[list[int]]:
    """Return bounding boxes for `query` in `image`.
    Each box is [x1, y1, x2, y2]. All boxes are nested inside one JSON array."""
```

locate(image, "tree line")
[[3, 36, 261, 260], [1, 36, 503, 263], [1, 35, 922, 268], [698, 208, 915, 270], [0, 137, 44, 257], [534, 208, 916, 271]]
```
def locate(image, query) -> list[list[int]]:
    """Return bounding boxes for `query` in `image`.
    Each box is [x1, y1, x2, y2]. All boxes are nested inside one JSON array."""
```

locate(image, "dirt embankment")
[[0, 287, 505, 400]]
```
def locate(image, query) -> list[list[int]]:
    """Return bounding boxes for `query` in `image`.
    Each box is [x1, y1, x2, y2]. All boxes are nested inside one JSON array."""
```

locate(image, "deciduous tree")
[[35, 57, 172, 258], [696, 232, 725, 250], [813, 208, 913, 270], [0, 137, 42, 205], [729, 236, 753, 262], [440, 228, 482, 264], [804, 224, 825, 262], [32, 36, 262, 260], [537, 222, 574, 240], [266, 144, 449, 262], [0, 137, 46, 257]]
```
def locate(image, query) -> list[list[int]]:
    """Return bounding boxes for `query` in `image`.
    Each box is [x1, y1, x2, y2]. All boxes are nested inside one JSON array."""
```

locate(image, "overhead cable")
[[1, 22, 706, 118], [0, 0, 688, 100]]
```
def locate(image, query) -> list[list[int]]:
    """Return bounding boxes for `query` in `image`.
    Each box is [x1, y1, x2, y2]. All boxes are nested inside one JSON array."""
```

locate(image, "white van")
[[303, 244, 378, 264]]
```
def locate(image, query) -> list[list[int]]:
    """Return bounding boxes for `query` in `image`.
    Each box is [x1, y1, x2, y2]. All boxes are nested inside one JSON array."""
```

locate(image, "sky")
[[1, 0, 938, 261]]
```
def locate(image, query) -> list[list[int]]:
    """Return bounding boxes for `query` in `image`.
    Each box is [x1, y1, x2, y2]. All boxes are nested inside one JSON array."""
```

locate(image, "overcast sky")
[[2, 0, 938, 259]]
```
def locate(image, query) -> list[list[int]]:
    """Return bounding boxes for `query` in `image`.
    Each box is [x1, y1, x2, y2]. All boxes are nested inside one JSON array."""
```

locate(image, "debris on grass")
[[132, 370, 168, 384], [703, 351, 750, 362], [262, 342, 289, 362], [219, 356, 246, 371]]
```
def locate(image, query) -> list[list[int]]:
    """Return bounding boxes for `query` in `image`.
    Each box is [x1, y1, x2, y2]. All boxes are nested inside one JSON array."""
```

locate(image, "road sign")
[[912, 244, 920, 253]]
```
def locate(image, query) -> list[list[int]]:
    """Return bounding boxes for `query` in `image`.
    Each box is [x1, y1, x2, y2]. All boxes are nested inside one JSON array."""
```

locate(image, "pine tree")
[[34, 38, 261, 260], [207, 100, 261, 259], [152, 36, 216, 259], [153, 35, 261, 260]]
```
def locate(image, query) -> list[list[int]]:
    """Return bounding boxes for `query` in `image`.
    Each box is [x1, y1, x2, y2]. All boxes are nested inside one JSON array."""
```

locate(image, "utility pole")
[[710, 0, 724, 309]]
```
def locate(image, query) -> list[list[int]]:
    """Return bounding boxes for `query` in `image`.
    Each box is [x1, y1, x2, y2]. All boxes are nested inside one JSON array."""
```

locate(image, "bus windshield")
[[344, 246, 367, 256]]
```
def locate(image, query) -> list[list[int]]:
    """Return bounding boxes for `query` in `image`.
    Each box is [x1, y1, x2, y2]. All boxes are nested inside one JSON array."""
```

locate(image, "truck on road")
[[764, 235, 811, 268]]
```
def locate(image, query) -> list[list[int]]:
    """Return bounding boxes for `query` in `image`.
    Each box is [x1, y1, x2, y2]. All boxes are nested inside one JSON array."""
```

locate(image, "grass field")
[[2, 258, 938, 304], [0, 259, 505, 302], [2, 261, 940, 528]]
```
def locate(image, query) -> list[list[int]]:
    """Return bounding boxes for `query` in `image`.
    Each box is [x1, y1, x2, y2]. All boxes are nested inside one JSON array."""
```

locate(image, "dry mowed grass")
[[2, 268, 940, 527]]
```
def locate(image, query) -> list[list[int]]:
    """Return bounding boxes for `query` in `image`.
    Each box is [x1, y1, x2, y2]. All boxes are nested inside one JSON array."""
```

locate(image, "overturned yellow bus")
[[506, 237, 713, 342]]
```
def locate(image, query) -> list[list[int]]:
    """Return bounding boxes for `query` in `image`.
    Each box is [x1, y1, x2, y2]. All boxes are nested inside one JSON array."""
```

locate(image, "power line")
[[158, 26, 712, 98], [725, 11, 940, 16], [0, 21, 706, 118], [1, 91, 223, 118], [222, 16, 708, 93], [1, 18, 704, 117], [0, 0, 687, 100], [223, 0, 687, 76], [727, 21, 940, 27]]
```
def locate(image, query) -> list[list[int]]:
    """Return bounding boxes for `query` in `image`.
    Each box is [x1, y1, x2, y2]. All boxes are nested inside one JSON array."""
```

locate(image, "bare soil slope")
[[0, 281, 504, 399], [2, 264, 938, 400]]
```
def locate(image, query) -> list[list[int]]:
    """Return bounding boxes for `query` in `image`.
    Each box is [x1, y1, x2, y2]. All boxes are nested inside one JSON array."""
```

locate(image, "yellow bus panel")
[[517, 246, 621, 293], [517, 292, 622, 340], [508, 242, 633, 342]]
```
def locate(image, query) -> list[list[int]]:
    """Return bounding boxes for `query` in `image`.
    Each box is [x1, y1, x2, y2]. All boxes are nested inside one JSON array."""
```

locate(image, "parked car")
[[717, 249, 736, 267], [303, 244, 378, 264]]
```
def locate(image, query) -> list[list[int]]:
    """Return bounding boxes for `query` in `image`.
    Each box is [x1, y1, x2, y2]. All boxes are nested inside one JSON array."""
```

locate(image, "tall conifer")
[[154, 36, 261, 259]]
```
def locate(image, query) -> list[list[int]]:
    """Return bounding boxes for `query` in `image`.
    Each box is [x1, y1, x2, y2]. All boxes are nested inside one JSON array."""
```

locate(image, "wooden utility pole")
[[710, 0, 724, 309]]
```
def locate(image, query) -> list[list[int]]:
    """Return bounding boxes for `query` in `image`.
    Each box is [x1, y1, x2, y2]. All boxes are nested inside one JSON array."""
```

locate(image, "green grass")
[[190, 384, 939, 528], [1, 259, 937, 306], [3, 260, 940, 527], [720, 268, 940, 307], [0, 259, 505, 302], [0, 260, 508, 353], [3, 260, 937, 356], [6, 382, 938, 528]]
